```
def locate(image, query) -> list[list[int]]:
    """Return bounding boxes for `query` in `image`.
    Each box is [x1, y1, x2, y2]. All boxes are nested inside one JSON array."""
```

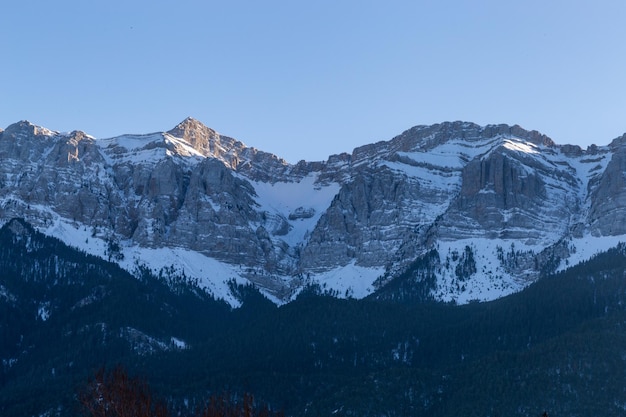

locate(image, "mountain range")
[[4, 118, 626, 416], [2, 118, 626, 305]]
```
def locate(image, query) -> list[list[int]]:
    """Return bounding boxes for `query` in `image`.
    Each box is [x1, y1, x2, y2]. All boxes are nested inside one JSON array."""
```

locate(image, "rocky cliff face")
[[587, 134, 626, 236], [0, 117, 624, 304]]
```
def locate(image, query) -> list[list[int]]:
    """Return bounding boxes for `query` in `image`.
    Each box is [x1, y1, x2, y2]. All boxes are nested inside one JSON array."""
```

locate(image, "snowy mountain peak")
[[397, 122, 554, 152], [166, 117, 249, 166], [3, 120, 56, 139], [346, 122, 556, 170]]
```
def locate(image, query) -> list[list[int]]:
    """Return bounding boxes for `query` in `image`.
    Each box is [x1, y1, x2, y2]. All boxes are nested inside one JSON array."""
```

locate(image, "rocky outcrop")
[[437, 141, 580, 243], [588, 135, 626, 235], [300, 166, 414, 270]]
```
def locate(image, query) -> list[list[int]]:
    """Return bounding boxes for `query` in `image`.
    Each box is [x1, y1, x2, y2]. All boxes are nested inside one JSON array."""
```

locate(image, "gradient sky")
[[2, 1, 626, 162]]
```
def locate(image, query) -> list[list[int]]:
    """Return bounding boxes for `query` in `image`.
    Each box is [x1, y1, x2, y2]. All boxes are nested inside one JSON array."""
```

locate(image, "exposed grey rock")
[[288, 207, 315, 220], [588, 135, 626, 235], [437, 142, 579, 243]]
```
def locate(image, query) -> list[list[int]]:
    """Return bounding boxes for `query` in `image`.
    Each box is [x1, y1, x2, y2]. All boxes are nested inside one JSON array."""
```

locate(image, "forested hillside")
[[2, 218, 626, 416]]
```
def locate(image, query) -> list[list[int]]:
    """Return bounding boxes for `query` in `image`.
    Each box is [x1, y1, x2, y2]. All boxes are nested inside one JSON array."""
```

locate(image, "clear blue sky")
[[2, 1, 626, 162]]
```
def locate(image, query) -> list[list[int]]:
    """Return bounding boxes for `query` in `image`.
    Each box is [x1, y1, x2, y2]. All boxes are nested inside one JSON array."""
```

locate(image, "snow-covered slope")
[[1, 118, 625, 305]]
